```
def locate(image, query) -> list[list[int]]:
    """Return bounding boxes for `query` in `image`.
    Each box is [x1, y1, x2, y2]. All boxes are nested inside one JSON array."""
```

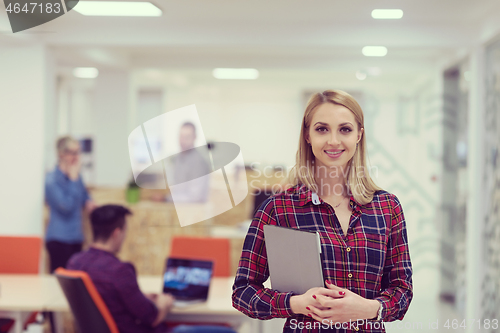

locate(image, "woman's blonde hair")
[[280, 89, 382, 205]]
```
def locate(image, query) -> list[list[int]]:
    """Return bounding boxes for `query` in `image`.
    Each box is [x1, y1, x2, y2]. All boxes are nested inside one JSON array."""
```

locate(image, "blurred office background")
[[0, 0, 499, 332]]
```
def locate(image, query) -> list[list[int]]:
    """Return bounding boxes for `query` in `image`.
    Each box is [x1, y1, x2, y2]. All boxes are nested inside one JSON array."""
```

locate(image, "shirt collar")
[[297, 183, 362, 213], [89, 246, 118, 258], [295, 183, 312, 206]]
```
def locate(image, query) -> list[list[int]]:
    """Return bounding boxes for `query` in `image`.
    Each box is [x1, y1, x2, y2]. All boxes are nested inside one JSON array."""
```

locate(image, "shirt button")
[[348, 273, 353, 278], [346, 247, 351, 252]]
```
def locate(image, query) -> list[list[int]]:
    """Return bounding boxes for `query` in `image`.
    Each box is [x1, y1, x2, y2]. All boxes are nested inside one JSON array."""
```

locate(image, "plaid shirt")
[[232, 184, 413, 333]]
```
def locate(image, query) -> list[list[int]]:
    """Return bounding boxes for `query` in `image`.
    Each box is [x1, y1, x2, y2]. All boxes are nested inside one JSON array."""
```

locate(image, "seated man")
[[68, 204, 235, 333]]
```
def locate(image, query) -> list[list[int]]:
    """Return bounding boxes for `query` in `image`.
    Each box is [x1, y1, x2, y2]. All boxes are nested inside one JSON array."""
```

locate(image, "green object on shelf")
[[126, 187, 140, 203]]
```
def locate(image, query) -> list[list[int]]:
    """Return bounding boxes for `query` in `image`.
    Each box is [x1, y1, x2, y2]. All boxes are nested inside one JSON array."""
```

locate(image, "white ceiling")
[[2, 0, 500, 70]]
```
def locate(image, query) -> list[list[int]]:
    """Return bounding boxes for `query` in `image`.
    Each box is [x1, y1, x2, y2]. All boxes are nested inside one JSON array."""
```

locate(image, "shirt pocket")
[[355, 215, 388, 293], [353, 232, 386, 296], [360, 214, 387, 236], [364, 233, 386, 272], [359, 214, 388, 269]]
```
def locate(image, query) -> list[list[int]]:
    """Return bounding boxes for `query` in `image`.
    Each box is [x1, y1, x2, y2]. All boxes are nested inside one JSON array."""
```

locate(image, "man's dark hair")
[[90, 205, 132, 242]]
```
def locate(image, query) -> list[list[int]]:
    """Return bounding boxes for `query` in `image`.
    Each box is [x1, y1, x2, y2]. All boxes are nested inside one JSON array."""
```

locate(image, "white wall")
[[92, 70, 133, 187], [0, 45, 54, 236]]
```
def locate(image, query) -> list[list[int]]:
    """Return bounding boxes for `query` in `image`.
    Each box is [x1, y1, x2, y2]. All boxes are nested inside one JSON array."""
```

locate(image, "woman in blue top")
[[45, 136, 95, 273]]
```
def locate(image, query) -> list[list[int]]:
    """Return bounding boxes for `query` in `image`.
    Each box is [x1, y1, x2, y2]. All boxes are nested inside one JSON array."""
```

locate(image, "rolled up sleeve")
[[375, 194, 413, 322]]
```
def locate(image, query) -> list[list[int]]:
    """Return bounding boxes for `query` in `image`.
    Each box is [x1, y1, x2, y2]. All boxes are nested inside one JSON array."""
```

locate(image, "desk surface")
[[0, 275, 61, 311], [0, 274, 244, 315], [139, 276, 238, 315]]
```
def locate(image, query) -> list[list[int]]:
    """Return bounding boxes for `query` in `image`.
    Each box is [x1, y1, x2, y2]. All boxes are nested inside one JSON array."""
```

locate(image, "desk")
[[0, 275, 62, 312], [0, 275, 262, 333], [0, 274, 66, 333], [139, 276, 262, 331]]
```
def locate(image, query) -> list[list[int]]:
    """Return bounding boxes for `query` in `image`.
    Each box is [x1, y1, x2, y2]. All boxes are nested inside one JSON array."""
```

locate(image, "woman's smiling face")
[[306, 102, 363, 172]]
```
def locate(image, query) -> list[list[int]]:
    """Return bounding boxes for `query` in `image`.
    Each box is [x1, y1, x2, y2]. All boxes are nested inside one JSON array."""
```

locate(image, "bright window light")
[[212, 68, 259, 80], [73, 67, 99, 78], [74, 1, 162, 17], [371, 9, 403, 19], [362, 46, 388, 57]]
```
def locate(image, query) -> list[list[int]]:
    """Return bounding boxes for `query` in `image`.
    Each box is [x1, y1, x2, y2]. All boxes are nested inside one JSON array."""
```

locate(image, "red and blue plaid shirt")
[[232, 183, 413, 332]]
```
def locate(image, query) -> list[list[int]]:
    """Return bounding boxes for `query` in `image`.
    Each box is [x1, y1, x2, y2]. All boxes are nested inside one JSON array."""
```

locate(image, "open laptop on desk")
[[162, 258, 214, 307]]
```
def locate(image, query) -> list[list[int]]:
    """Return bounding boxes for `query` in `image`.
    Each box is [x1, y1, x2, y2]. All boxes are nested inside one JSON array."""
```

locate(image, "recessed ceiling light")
[[371, 9, 403, 19], [74, 1, 162, 17], [73, 67, 99, 78], [362, 46, 388, 57], [212, 68, 259, 80]]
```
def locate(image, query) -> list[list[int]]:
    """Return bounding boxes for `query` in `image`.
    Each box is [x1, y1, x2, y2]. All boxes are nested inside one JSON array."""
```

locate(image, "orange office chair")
[[0, 236, 41, 274], [55, 268, 119, 333], [170, 236, 231, 277], [0, 236, 42, 331]]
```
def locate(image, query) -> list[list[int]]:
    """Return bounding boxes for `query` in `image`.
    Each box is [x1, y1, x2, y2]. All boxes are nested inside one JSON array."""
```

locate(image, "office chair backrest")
[[170, 236, 231, 277], [55, 268, 119, 333], [0, 236, 41, 274]]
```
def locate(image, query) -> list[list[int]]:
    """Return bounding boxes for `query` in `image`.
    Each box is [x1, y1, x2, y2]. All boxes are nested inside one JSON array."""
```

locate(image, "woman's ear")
[[357, 127, 364, 143]]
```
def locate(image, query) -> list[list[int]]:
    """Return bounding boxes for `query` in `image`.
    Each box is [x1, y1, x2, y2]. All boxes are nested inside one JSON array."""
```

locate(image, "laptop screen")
[[162, 258, 213, 300]]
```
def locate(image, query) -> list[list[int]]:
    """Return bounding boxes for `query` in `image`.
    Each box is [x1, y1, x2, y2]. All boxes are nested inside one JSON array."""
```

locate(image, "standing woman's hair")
[[281, 89, 382, 205]]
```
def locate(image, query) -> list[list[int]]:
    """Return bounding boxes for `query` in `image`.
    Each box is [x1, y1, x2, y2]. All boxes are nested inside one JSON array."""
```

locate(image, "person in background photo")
[[167, 121, 210, 203], [45, 135, 95, 273], [153, 121, 211, 203]]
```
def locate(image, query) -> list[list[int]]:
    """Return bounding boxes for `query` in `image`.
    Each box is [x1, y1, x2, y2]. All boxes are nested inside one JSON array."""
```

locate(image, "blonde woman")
[[232, 90, 413, 332]]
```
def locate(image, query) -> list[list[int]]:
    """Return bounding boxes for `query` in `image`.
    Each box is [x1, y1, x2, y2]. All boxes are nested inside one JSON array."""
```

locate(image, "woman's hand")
[[60, 158, 81, 181], [307, 281, 380, 323], [290, 280, 346, 316], [67, 158, 81, 181]]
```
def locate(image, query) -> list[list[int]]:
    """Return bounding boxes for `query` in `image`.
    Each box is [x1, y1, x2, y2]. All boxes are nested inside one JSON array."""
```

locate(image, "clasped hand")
[[290, 280, 375, 324]]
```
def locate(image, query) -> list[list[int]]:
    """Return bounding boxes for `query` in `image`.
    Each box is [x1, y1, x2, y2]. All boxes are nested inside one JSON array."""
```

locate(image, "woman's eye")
[[340, 127, 352, 133], [316, 127, 327, 132]]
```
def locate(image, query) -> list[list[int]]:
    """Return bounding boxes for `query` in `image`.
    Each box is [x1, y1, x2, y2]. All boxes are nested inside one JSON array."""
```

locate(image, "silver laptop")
[[263, 224, 324, 295]]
